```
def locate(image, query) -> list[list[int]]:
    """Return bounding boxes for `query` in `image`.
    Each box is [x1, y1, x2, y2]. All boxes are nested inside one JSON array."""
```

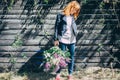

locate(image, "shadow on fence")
[[75, 0, 120, 68], [0, 0, 120, 76]]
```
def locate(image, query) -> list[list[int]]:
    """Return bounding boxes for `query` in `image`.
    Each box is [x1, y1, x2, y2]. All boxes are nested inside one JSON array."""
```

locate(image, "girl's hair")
[[63, 1, 81, 19]]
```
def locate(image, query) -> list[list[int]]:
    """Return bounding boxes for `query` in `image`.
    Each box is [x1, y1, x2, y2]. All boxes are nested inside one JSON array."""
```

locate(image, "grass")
[[0, 67, 120, 80]]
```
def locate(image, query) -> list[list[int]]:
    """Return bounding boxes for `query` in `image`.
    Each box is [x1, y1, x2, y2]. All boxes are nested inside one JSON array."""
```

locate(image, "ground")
[[0, 67, 120, 80]]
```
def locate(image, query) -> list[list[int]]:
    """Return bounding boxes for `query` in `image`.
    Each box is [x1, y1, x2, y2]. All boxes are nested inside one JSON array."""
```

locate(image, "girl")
[[54, 1, 81, 80]]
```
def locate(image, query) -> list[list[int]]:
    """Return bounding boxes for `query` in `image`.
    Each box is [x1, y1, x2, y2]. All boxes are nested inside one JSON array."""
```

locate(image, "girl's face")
[[70, 7, 78, 15]]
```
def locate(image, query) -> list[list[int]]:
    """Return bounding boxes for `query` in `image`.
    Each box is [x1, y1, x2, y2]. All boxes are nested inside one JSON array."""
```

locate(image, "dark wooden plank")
[[0, 34, 53, 40], [0, 18, 118, 25], [0, 29, 54, 35], [0, 51, 42, 57], [0, 23, 117, 30], [0, 58, 116, 69], [0, 57, 30, 63], [0, 29, 114, 36], [0, 56, 114, 63], [0, 45, 115, 52], [74, 62, 111, 68], [0, 9, 61, 15], [0, 63, 27, 69], [76, 45, 113, 51], [1, 39, 120, 46], [0, 49, 115, 58], [75, 57, 119, 66], [0, 38, 53, 46], [0, 46, 42, 52], [75, 51, 110, 57], [0, 35, 16, 40], [0, 33, 113, 41]]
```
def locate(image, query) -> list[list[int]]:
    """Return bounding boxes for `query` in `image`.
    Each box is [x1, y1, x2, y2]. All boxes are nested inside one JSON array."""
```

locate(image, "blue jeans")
[[56, 42, 75, 75]]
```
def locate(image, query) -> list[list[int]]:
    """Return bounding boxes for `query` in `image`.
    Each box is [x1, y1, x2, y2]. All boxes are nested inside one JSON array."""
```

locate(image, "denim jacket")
[[54, 13, 77, 41]]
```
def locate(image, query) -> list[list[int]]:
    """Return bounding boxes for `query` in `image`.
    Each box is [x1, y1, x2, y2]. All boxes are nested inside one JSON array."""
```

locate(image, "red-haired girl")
[[54, 1, 81, 80]]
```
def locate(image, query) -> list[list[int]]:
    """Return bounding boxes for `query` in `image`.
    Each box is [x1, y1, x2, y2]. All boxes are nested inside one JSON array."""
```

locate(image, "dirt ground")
[[0, 67, 120, 80]]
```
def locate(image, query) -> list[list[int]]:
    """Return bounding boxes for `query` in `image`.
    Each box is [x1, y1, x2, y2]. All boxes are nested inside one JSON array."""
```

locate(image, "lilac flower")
[[52, 58, 59, 65], [43, 46, 70, 72], [53, 65, 60, 72], [59, 56, 64, 60], [59, 59, 67, 68], [53, 53, 59, 58], [65, 58, 71, 63], [45, 62, 51, 71]]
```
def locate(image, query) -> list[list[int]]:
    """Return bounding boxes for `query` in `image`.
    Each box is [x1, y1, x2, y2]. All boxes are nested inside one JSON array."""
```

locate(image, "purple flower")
[[60, 56, 64, 60], [65, 58, 70, 63], [53, 65, 60, 72], [59, 59, 67, 68], [45, 62, 51, 71], [53, 53, 59, 58], [43, 46, 70, 72]]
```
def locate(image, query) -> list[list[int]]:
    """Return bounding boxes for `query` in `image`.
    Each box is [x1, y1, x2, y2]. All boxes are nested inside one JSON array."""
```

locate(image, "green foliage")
[[8, 35, 27, 73], [97, 43, 103, 52], [21, 53, 27, 59], [12, 35, 23, 48], [34, 0, 37, 6], [99, 1, 105, 9], [44, 0, 49, 4], [9, 56, 16, 65], [4, 0, 15, 11], [43, 46, 70, 60], [81, 0, 88, 4], [43, 46, 70, 72], [97, 43, 120, 66]]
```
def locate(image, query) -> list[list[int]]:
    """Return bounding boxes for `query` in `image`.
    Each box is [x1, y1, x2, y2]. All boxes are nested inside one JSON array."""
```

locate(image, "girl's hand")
[[54, 40, 59, 46]]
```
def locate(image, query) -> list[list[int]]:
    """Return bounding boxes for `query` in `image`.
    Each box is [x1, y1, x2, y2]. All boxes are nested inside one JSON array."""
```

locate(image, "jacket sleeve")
[[54, 13, 61, 41], [72, 17, 78, 36]]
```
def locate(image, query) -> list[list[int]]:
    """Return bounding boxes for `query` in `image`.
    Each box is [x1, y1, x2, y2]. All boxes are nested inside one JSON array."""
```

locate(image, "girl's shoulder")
[[57, 12, 65, 16]]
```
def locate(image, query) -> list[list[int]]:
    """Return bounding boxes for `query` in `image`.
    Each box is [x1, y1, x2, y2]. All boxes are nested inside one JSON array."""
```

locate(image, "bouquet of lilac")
[[43, 46, 70, 72]]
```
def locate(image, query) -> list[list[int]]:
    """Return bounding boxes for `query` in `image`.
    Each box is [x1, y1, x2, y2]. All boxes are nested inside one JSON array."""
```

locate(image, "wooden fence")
[[0, 0, 120, 72]]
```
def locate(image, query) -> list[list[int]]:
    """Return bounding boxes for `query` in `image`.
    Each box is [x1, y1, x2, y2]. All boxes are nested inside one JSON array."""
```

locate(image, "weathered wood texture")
[[0, 0, 120, 72]]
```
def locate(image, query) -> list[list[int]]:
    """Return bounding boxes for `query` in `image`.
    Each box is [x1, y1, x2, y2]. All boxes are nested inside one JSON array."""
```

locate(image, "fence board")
[[0, 0, 120, 71]]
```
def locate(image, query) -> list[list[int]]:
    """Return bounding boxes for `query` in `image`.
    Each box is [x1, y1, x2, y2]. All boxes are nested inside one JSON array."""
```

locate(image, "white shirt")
[[58, 16, 76, 44]]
